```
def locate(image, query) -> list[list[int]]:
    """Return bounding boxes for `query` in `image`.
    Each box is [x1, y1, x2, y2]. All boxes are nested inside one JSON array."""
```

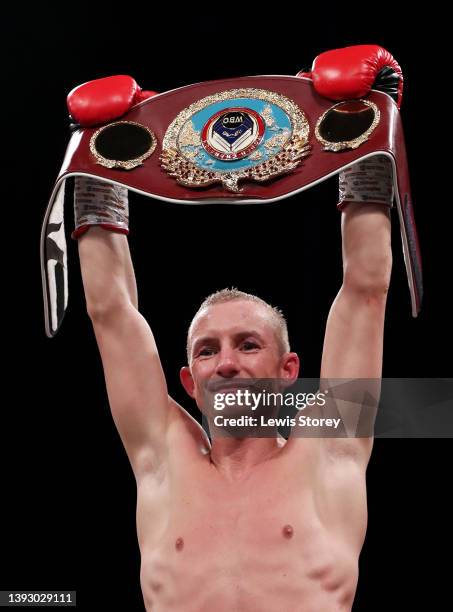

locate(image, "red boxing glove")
[[67, 75, 158, 127], [297, 45, 403, 108]]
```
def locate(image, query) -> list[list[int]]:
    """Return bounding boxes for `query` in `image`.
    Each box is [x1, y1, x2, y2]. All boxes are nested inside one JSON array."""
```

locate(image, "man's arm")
[[319, 201, 392, 460], [78, 226, 174, 477]]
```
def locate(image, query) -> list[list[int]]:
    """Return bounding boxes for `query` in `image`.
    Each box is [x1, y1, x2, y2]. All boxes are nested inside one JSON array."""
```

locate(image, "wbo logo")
[[201, 107, 265, 160]]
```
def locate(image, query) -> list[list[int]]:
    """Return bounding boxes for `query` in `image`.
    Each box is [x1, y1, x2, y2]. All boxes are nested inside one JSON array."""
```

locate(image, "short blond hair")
[[186, 288, 290, 363]]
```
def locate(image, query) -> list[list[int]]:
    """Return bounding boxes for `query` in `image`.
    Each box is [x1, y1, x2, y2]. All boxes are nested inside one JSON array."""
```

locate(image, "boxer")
[[67, 46, 398, 610]]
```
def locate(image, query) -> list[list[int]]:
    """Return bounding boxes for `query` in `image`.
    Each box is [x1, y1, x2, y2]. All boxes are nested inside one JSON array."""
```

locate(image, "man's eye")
[[199, 347, 216, 357], [241, 341, 259, 351]]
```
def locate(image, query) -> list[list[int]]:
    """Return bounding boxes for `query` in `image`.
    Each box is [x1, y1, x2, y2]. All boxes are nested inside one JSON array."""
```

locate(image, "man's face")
[[180, 300, 299, 411]]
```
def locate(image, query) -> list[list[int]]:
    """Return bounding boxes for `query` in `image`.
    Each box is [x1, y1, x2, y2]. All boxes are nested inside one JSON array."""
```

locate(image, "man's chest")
[[137, 452, 327, 556]]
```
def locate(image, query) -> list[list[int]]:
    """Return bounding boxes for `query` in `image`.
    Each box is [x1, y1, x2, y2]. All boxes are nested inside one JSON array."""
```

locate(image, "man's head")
[[180, 288, 299, 412]]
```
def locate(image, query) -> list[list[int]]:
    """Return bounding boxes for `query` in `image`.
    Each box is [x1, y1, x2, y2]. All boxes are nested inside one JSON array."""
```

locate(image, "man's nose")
[[215, 348, 240, 378]]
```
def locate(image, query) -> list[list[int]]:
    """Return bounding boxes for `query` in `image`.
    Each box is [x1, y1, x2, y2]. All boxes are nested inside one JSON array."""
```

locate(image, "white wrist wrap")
[[72, 176, 129, 239], [338, 156, 394, 211]]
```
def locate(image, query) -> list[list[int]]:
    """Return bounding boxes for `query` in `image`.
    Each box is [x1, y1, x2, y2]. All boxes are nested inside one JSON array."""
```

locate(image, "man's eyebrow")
[[233, 330, 266, 343], [192, 331, 266, 354]]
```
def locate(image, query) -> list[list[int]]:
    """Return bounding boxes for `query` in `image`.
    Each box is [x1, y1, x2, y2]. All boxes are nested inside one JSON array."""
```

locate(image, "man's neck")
[[208, 436, 285, 481]]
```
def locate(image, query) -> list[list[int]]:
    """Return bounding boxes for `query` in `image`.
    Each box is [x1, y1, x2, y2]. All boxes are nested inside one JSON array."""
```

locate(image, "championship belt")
[[41, 74, 422, 337]]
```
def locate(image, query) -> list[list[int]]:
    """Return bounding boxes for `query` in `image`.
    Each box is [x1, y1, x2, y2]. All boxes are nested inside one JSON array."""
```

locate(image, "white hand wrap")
[[338, 155, 394, 211], [72, 175, 129, 239]]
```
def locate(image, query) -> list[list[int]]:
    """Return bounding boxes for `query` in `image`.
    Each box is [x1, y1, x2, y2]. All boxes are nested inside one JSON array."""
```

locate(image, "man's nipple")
[[175, 537, 184, 551], [282, 524, 294, 539]]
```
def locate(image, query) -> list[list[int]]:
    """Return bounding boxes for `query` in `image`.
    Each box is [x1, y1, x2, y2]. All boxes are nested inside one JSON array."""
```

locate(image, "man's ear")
[[180, 366, 195, 398], [280, 352, 300, 384]]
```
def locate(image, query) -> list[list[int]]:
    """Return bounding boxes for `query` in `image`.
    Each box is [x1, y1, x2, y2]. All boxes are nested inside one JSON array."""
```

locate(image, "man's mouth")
[[207, 380, 255, 394]]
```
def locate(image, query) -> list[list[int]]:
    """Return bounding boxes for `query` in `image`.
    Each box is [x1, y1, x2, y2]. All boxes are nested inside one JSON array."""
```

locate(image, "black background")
[[2, 3, 451, 610]]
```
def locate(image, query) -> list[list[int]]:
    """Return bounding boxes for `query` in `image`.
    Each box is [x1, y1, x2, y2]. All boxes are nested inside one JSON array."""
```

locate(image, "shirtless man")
[[74, 156, 392, 611]]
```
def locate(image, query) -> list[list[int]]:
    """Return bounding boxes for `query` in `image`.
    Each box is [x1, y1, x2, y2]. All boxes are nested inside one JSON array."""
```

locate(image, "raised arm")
[[320, 204, 392, 379], [75, 177, 173, 478], [319, 157, 393, 459]]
